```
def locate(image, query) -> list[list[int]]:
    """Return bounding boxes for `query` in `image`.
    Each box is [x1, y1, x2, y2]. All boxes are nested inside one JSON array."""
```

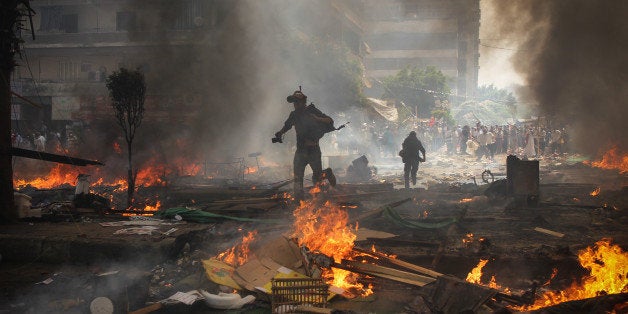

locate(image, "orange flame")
[[466, 259, 488, 284], [291, 192, 372, 296], [462, 233, 474, 244], [216, 231, 257, 267], [14, 164, 82, 189], [514, 238, 628, 311], [244, 167, 258, 174], [465, 259, 510, 293], [590, 187, 600, 197], [459, 198, 473, 203], [584, 146, 628, 174], [113, 142, 122, 154], [144, 200, 161, 211]]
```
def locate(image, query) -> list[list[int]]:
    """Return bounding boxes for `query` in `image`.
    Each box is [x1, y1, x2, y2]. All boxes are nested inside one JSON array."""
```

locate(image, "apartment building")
[[11, 0, 477, 131], [362, 0, 480, 98]]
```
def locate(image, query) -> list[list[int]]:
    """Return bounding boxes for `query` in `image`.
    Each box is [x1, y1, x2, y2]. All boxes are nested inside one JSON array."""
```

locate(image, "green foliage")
[[106, 68, 146, 143], [431, 108, 455, 126], [381, 66, 450, 118], [477, 84, 516, 105]]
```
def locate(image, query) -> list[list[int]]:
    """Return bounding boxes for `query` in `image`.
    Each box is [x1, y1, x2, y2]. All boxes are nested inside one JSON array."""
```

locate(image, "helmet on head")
[[409, 131, 417, 137], [287, 90, 307, 103]]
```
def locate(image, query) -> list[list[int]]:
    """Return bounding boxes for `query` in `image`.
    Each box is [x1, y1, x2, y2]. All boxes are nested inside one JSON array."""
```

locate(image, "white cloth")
[[524, 132, 536, 157]]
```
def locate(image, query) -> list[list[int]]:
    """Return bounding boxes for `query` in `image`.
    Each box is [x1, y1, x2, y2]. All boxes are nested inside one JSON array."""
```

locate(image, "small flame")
[[590, 187, 600, 197], [459, 198, 473, 203], [144, 200, 161, 211], [462, 233, 474, 244], [244, 167, 258, 174], [466, 259, 488, 284], [216, 231, 257, 267], [113, 142, 122, 154]]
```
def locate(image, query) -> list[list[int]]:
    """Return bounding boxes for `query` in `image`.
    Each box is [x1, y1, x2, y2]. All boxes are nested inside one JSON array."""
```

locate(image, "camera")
[[271, 136, 283, 143]]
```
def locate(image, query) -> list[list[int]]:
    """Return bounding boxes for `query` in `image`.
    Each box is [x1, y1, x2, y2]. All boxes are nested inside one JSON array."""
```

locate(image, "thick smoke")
[[484, 0, 628, 156], [114, 0, 369, 173]]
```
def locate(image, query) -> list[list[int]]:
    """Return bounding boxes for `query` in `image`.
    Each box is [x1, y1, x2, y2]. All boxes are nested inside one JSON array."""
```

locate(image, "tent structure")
[[365, 97, 398, 122], [452, 100, 515, 126]]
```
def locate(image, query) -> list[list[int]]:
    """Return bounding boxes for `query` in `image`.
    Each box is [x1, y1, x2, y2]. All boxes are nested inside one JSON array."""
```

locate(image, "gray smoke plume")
[[115, 0, 365, 172], [484, 0, 628, 156]]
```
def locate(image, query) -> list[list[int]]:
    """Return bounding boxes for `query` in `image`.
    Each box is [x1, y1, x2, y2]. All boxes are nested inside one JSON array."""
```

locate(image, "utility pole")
[[0, 1, 33, 222]]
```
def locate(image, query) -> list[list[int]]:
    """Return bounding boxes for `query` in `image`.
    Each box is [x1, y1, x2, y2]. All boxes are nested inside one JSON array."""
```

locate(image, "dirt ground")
[[1, 152, 627, 313]]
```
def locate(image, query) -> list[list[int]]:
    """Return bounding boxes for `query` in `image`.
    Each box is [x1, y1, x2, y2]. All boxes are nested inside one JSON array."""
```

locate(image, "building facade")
[[11, 0, 478, 133], [362, 0, 480, 98]]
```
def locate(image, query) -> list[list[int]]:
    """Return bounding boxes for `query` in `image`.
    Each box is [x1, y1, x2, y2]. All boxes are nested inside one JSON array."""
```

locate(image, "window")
[[39, 6, 63, 31], [61, 14, 78, 33], [59, 61, 79, 81], [116, 12, 137, 31]]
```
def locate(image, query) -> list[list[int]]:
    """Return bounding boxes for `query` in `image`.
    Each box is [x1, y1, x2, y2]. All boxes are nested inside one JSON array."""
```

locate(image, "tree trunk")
[[126, 141, 134, 209], [0, 1, 18, 222], [0, 66, 17, 222]]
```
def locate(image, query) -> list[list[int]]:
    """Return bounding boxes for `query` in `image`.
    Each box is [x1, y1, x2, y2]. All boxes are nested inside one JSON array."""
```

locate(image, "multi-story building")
[[11, 0, 478, 132], [362, 0, 480, 98]]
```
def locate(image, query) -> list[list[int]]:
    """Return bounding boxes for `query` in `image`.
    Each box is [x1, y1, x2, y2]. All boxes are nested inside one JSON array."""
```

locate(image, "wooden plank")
[[534, 227, 565, 238], [333, 262, 434, 287], [350, 198, 411, 223], [352, 247, 443, 278], [339, 260, 436, 285]]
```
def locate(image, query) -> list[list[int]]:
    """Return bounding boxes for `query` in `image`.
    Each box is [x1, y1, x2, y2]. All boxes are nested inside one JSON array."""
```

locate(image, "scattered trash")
[[199, 290, 255, 309]]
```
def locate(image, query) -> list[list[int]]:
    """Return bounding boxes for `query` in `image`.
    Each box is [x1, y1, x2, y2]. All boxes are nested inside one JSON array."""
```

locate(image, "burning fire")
[[217, 231, 257, 267], [465, 259, 510, 293], [515, 238, 628, 311], [244, 167, 258, 174], [14, 164, 83, 189], [459, 198, 473, 203], [466, 259, 488, 284], [590, 187, 601, 196], [584, 146, 628, 174], [291, 190, 372, 296], [113, 142, 122, 154]]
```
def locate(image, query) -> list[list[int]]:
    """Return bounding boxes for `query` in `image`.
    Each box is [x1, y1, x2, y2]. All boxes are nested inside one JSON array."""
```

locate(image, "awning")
[[365, 97, 398, 122]]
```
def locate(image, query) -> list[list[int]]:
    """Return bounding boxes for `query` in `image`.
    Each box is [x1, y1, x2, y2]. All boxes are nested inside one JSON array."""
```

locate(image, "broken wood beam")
[[11, 147, 104, 166], [352, 247, 443, 278], [534, 227, 565, 238], [334, 259, 436, 287], [351, 198, 411, 223]]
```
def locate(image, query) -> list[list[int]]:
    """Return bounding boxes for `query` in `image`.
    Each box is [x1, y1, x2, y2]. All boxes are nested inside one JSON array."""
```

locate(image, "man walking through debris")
[[273, 89, 336, 199], [399, 131, 426, 189]]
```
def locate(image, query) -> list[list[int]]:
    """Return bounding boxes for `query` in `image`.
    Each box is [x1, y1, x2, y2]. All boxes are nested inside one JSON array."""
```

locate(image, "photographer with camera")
[[273, 89, 336, 199]]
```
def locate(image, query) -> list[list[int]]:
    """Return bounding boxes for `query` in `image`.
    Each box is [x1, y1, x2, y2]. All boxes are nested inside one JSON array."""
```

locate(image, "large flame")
[[291, 191, 372, 296], [584, 146, 628, 174], [14, 164, 82, 189], [514, 238, 628, 311]]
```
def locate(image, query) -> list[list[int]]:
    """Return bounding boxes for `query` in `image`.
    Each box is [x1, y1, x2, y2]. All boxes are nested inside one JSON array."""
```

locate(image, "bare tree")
[[1, 1, 34, 222], [106, 68, 146, 209]]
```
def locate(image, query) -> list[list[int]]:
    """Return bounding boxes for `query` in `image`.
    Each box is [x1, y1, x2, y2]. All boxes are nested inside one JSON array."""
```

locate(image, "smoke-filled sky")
[[479, 0, 628, 155], [95, 0, 627, 171]]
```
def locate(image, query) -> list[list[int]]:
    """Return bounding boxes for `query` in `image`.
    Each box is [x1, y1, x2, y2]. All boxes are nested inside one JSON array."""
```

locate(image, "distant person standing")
[[523, 128, 536, 158], [399, 131, 426, 189]]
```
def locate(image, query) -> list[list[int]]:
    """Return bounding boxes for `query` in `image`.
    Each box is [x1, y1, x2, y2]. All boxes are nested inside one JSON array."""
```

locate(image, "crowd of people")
[[321, 119, 570, 163], [11, 123, 79, 154]]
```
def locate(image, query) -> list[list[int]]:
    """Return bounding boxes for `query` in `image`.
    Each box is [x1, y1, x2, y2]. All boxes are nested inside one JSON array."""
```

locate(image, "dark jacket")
[[401, 134, 426, 163], [279, 104, 333, 148]]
